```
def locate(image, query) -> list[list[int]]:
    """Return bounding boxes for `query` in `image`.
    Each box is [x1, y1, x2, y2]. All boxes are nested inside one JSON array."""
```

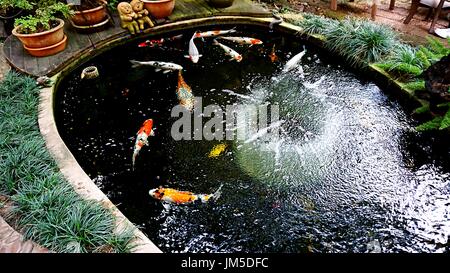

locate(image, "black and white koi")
[[130, 60, 183, 73]]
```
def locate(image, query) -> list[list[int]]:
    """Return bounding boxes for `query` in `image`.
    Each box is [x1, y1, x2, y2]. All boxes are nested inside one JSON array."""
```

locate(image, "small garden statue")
[[130, 0, 155, 30], [117, 2, 140, 35]]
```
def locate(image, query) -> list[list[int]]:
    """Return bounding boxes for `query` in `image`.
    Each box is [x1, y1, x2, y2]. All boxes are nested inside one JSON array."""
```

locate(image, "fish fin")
[[230, 27, 237, 33], [184, 55, 191, 59], [162, 70, 171, 74], [162, 202, 171, 210], [155, 68, 162, 72], [150, 130, 155, 136], [129, 60, 142, 68], [132, 151, 138, 171], [212, 184, 223, 201], [212, 39, 219, 45]]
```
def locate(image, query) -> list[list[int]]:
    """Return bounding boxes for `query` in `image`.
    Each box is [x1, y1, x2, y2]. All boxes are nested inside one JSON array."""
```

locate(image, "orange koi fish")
[[132, 119, 155, 170], [176, 71, 195, 111], [269, 45, 278, 63], [149, 185, 223, 205]]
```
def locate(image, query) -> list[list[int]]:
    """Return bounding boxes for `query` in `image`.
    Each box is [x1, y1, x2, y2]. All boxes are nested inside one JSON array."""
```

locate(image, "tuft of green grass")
[[292, 14, 399, 67], [402, 80, 426, 92], [323, 18, 399, 67], [292, 13, 338, 36], [0, 71, 136, 253]]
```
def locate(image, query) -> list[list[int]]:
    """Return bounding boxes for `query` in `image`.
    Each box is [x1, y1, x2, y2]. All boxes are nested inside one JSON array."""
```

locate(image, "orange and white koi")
[[194, 28, 236, 39], [212, 39, 242, 62], [217, 36, 263, 45], [185, 32, 202, 63], [149, 185, 223, 205], [132, 119, 155, 170], [176, 71, 195, 111]]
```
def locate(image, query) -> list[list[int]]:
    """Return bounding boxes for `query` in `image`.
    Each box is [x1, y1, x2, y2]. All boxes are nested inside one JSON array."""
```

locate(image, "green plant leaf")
[[439, 109, 450, 130]]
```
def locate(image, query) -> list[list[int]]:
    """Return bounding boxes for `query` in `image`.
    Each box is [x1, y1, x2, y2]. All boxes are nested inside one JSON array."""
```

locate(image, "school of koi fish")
[[129, 28, 307, 206]]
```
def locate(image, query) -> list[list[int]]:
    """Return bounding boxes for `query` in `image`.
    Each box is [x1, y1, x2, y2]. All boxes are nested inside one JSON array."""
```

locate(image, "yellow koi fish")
[[208, 143, 228, 158]]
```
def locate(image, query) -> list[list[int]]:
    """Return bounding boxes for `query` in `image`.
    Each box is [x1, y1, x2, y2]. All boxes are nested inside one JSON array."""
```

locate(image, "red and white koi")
[[132, 119, 155, 170], [217, 36, 263, 45], [138, 34, 183, 47], [212, 39, 242, 62], [194, 28, 236, 39], [149, 185, 223, 205], [185, 32, 202, 63], [176, 71, 195, 111]]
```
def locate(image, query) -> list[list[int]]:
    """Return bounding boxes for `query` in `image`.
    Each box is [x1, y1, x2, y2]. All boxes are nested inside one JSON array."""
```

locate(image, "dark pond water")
[[54, 25, 450, 253]]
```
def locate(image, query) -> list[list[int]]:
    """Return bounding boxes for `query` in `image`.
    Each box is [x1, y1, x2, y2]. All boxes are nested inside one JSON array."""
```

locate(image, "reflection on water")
[[54, 26, 450, 253]]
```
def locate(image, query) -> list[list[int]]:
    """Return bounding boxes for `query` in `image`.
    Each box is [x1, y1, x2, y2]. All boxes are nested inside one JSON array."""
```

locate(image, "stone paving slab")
[[0, 216, 49, 253]]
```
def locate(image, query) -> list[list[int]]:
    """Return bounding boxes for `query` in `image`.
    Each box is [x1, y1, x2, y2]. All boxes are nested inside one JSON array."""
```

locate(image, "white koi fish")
[[217, 36, 263, 45], [213, 39, 242, 62], [130, 60, 183, 73], [185, 32, 202, 63], [282, 47, 307, 73], [194, 28, 236, 38]]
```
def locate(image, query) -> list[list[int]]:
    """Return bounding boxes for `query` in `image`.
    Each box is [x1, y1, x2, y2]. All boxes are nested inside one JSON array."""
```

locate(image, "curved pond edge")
[[38, 16, 424, 253]]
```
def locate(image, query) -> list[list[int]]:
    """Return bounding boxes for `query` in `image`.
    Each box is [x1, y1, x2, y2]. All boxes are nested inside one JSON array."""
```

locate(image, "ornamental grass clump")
[[292, 13, 337, 36], [291, 14, 399, 67], [323, 18, 399, 67], [0, 72, 135, 253]]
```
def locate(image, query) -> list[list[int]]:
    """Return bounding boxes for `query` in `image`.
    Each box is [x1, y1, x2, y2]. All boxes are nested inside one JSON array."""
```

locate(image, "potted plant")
[[69, 0, 110, 30], [12, 1, 72, 57], [141, 0, 175, 19], [206, 0, 234, 8], [0, 0, 33, 35]]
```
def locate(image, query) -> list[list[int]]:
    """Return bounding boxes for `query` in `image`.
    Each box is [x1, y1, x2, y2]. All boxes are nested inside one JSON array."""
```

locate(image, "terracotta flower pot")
[[207, 0, 234, 8], [142, 0, 175, 19], [23, 35, 68, 57], [71, 3, 108, 26], [12, 18, 65, 49]]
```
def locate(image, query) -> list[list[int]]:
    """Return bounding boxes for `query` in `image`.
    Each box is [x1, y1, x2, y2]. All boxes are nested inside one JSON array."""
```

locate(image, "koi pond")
[[54, 25, 450, 253]]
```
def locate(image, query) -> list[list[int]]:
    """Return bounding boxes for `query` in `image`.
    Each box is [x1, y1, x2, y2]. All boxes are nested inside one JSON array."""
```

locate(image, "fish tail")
[[130, 60, 142, 68]]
